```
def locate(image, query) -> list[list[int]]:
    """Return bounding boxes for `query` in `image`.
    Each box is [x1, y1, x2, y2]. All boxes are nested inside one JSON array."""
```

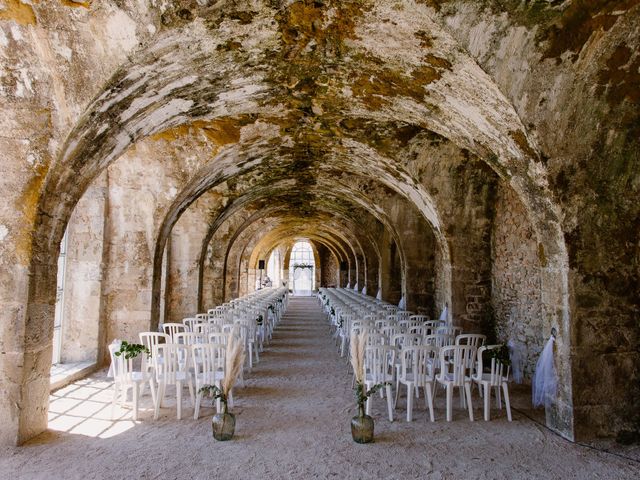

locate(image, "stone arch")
[[21, 1, 573, 443]]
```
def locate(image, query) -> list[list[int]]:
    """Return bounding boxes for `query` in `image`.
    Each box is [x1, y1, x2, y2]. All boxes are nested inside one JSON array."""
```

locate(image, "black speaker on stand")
[[258, 260, 265, 288]]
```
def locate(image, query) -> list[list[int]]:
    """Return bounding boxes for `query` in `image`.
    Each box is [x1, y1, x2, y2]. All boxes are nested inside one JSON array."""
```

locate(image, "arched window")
[[288, 241, 315, 295]]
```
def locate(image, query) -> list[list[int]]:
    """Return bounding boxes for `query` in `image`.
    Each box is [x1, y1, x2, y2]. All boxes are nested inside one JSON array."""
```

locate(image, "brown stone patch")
[[216, 40, 243, 52], [414, 29, 435, 48], [350, 64, 440, 109], [423, 54, 452, 70], [151, 117, 255, 146], [596, 43, 640, 106], [509, 129, 538, 161], [0, 0, 37, 25], [542, 0, 640, 62], [60, 0, 90, 8]]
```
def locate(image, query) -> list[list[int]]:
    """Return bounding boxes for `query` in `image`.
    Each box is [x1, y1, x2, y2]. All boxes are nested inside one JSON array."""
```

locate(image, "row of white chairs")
[[109, 288, 288, 420], [320, 287, 512, 423]]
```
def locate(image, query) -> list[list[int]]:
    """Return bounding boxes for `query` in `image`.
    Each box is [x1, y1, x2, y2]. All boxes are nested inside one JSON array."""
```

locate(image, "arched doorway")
[[288, 241, 315, 296]]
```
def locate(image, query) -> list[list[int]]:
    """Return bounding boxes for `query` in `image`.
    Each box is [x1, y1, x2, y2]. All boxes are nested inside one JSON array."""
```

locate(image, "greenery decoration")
[[293, 263, 314, 270], [114, 341, 150, 359], [485, 344, 511, 367], [354, 382, 387, 417], [199, 385, 229, 413]]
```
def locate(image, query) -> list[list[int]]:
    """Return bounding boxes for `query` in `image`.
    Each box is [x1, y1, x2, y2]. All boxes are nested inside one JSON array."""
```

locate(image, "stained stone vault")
[[0, 0, 638, 447]]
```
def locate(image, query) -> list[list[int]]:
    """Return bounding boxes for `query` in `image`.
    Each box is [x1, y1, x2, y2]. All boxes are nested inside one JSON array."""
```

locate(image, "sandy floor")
[[1, 297, 638, 480]]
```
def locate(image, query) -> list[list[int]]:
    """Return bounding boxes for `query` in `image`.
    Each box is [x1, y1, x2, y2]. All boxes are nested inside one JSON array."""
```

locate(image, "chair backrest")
[[195, 313, 209, 320], [381, 325, 401, 339], [424, 332, 454, 348], [366, 333, 386, 346], [152, 343, 189, 384], [436, 326, 463, 337], [391, 333, 422, 350], [195, 323, 221, 336], [191, 343, 226, 386], [408, 325, 426, 336], [455, 334, 486, 349], [139, 332, 170, 354], [208, 332, 229, 345], [182, 318, 198, 332], [400, 346, 437, 385], [162, 323, 186, 341], [396, 310, 413, 322], [364, 345, 395, 383], [410, 314, 429, 324], [108, 341, 125, 379], [476, 345, 510, 386], [438, 345, 477, 386], [174, 331, 204, 345], [375, 319, 391, 330]]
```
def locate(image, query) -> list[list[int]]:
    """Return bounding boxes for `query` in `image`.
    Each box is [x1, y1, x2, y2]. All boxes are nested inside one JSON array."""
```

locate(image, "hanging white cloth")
[[346, 282, 351, 289], [376, 289, 382, 301], [507, 339, 524, 384], [439, 305, 448, 322], [353, 282, 359, 291], [362, 285, 367, 295], [398, 295, 406, 310], [532, 336, 557, 407]]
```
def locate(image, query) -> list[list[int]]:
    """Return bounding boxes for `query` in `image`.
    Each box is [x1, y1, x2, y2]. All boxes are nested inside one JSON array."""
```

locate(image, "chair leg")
[[394, 379, 400, 409], [187, 379, 195, 407], [465, 383, 474, 421], [502, 383, 512, 422], [194, 392, 202, 420], [154, 383, 163, 420], [149, 378, 157, 407], [385, 384, 393, 422], [406, 383, 414, 422], [496, 386, 502, 409], [483, 383, 490, 421], [425, 383, 435, 422], [446, 384, 453, 422]]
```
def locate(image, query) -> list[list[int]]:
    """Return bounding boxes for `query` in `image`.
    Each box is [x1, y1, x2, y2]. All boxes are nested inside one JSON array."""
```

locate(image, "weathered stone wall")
[[412, 140, 498, 331], [430, 0, 640, 440], [165, 191, 219, 321], [59, 173, 107, 364], [0, 0, 637, 446], [492, 184, 543, 377], [318, 244, 339, 288]]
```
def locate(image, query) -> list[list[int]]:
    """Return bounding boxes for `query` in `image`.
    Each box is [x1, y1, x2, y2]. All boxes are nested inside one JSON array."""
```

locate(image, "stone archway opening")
[[287, 240, 316, 296], [12, 1, 584, 447]]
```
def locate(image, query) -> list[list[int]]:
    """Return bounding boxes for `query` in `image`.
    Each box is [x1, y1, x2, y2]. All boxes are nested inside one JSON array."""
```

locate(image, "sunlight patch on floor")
[[48, 376, 149, 439]]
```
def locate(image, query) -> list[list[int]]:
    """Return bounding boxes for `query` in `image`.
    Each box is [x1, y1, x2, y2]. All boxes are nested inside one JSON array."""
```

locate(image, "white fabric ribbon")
[[362, 285, 367, 295], [532, 336, 557, 407], [398, 296, 406, 310], [376, 289, 382, 301]]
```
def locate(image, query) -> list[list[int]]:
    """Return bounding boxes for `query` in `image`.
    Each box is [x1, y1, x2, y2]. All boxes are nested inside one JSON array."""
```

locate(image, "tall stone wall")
[[491, 184, 544, 377], [59, 173, 107, 364]]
